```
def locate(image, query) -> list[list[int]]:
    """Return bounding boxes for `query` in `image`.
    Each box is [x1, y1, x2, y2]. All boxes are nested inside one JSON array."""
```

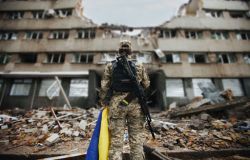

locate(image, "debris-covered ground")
[[0, 97, 250, 159]]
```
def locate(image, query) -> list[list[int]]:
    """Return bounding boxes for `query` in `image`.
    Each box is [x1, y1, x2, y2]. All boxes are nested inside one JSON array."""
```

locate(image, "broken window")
[[46, 54, 65, 63], [236, 32, 250, 40], [136, 52, 152, 63], [211, 31, 229, 40], [206, 11, 222, 18], [166, 79, 185, 97], [39, 79, 61, 97], [188, 53, 208, 63], [55, 9, 72, 18], [216, 53, 236, 63], [50, 31, 69, 39], [0, 32, 18, 40], [25, 31, 43, 39], [69, 79, 88, 97], [10, 79, 32, 96], [31, 11, 44, 19], [101, 53, 117, 61], [230, 12, 246, 19], [185, 31, 203, 39], [192, 79, 212, 97], [77, 30, 95, 39], [0, 54, 11, 64], [222, 79, 244, 96], [7, 12, 24, 19], [160, 53, 180, 63], [21, 54, 37, 63], [158, 30, 176, 38], [73, 53, 93, 63], [243, 53, 250, 64]]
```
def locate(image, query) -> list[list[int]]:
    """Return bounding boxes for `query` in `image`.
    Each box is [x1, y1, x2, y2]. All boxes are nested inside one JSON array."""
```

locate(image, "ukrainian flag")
[[86, 108, 110, 160]]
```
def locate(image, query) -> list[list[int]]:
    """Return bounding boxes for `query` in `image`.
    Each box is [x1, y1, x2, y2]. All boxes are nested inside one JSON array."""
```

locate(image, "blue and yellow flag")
[[85, 108, 110, 160]]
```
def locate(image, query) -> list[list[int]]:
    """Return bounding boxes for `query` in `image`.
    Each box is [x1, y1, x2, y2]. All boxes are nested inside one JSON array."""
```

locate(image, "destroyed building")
[[0, 0, 249, 111]]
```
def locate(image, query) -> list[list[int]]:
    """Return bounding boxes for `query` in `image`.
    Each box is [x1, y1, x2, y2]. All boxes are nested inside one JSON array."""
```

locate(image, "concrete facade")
[[0, 0, 249, 110]]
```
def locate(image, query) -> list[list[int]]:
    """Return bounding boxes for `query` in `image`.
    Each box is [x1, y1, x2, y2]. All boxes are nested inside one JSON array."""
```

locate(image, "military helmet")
[[119, 40, 131, 50]]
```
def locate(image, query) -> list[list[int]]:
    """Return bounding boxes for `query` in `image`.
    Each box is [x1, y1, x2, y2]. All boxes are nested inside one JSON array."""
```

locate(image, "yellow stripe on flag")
[[99, 108, 110, 160]]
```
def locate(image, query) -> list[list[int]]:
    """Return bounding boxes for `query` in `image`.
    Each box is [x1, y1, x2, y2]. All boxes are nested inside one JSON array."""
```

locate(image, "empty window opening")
[[236, 32, 250, 40], [0, 54, 11, 64], [185, 31, 203, 39], [56, 9, 72, 18], [77, 30, 95, 39], [211, 31, 229, 40], [50, 31, 69, 39], [0, 32, 18, 40], [21, 54, 37, 63], [25, 32, 43, 39], [136, 52, 152, 63], [69, 79, 88, 97], [222, 54, 229, 63], [160, 53, 181, 63], [217, 53, 236, 63], [230, 12, 246, 19], [10, 79, 32, 96], [158, 30, 176, 38], [206, 11, 222, 18], [7, 12, 24, 19], [188, 53, 208, 63], [73, 53, 94, 63], [47, 54, 65, 63], [32, 12, 44, 19], [243, 53, 250, 64]]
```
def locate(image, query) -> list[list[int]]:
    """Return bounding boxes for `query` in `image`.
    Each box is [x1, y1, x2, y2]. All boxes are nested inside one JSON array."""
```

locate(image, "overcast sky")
[[83, 0, 188, 27]]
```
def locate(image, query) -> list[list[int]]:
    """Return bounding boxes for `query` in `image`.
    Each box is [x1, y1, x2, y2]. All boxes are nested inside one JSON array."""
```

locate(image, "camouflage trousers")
[[108, 92, 145, 160]]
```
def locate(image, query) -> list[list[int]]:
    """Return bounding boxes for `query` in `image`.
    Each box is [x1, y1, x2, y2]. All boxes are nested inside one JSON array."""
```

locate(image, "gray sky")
[[83, 0, 188, 27]]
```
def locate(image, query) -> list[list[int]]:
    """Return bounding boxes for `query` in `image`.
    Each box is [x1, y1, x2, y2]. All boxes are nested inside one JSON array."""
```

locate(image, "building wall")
[[0, 77, 89, 110], [202, 0, 249, 11], [0, 0, 249, 110], [0, 0, 79, 11]]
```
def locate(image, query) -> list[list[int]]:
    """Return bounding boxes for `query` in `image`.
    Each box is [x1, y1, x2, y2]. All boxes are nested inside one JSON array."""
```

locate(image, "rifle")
[[116, 54, 155, 139]]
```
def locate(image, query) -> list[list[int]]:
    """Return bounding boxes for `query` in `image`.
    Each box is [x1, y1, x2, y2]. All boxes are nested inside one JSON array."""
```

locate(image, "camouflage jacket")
[[99, 55, 150, 107]]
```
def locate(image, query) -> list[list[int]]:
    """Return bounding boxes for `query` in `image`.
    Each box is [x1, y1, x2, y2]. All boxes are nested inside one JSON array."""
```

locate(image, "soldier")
[[99, 40, 150, 160]]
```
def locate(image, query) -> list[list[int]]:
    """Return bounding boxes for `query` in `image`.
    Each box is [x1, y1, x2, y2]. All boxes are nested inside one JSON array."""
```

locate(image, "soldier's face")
[[118, 51, 132, 55]]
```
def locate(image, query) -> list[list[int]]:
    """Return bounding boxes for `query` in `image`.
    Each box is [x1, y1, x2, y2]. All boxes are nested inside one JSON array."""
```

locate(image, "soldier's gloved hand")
[[101, 106, 107, 110]]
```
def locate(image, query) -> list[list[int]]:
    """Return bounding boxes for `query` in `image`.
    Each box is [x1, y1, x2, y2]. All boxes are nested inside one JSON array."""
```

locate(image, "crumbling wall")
[[202, 0, 249, 11]]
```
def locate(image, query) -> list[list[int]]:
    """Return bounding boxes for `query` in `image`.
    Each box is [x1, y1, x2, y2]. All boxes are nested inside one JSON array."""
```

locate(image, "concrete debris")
[[41, 125, 48, 135], [79, 120, 87, 130], [151, 120, 163, 132], [25, 128, 38, 133], [0, 140, 9, 146], [0, 98, 250, 155], [1, 125, 8, 130], [45, 134, 60, 145]]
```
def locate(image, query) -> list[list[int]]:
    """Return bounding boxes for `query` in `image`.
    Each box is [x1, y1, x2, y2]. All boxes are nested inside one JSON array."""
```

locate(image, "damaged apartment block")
[[0, 0, 249, 159], [0, 0, 249, 115]]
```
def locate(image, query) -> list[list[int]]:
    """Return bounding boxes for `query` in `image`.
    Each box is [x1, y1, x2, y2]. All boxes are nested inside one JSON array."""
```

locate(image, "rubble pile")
[[0, 107, 100, 154], [0, 97, 250, 157], [146, 111, 250, 152]]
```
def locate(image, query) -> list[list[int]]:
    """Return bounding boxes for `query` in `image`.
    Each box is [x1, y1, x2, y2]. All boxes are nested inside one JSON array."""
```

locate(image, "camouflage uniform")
[[99, 54, 150, 160]]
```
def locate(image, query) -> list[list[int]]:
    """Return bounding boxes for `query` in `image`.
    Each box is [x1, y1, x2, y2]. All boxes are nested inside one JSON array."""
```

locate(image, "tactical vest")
[[111, 60, 137, 92]]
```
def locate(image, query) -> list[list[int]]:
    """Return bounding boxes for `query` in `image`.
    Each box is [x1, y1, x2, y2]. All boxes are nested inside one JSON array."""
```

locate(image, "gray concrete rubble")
[[0, 98, 249, 157]]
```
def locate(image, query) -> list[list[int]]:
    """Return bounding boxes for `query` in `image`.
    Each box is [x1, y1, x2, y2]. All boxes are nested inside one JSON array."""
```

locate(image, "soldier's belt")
[[120, 91, 137, 106]]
